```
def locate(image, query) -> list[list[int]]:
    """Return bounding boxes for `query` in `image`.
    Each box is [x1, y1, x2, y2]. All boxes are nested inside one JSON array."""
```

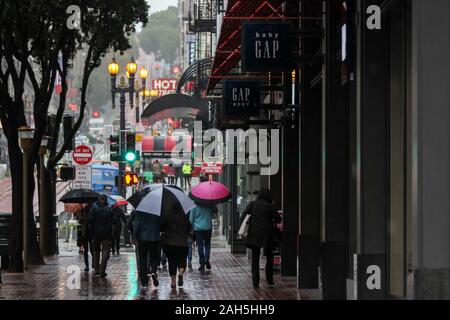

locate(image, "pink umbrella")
[[189, 180, 231, 205]]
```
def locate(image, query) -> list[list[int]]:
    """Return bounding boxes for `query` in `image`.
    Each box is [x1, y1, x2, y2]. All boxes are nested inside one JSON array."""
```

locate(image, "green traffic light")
[[125, 152, 136, 162]]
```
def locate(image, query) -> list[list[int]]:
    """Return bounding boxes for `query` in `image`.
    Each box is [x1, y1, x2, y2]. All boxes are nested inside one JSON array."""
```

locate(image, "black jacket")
[[88, 203, 114, 241], [160, 213, 192, 248], [243, 199, 280, 249]]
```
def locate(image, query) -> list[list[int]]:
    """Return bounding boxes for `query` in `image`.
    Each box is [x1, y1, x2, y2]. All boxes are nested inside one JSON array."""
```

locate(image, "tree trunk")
[[8, 139, 23, 272], [41, 166, 56, 256]]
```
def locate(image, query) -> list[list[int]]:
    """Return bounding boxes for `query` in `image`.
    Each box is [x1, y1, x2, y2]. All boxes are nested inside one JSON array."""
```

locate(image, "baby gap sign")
[[241, 21, 291, 72]]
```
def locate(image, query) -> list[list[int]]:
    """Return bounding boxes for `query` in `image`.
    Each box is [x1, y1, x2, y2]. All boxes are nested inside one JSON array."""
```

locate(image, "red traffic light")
[[92, 111, 100, 118]]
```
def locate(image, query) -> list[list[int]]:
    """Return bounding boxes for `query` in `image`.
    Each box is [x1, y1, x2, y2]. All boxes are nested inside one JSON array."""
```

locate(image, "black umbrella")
[[134, 185, 195, 216], [59, 189, 100, 204], [127, 183, 183, 208]]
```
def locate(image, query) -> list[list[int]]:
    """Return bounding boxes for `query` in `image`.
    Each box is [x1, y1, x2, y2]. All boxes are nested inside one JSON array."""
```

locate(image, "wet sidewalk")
[[0, 231, 321, 300]]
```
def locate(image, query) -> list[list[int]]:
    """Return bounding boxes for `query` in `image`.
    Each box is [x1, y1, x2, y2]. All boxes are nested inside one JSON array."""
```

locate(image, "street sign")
[[73, 165, 92, 189], [72, 145, 93, 165], [151, 78, 178, 96], [201, 162, 223, 174]]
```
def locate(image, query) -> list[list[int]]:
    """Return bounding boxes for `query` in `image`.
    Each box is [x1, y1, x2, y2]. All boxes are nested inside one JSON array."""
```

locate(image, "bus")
[[91, 163, 119, 195]]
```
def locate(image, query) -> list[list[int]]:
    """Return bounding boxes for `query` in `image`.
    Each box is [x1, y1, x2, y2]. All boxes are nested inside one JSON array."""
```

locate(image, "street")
[[0, 229, 314, 300]]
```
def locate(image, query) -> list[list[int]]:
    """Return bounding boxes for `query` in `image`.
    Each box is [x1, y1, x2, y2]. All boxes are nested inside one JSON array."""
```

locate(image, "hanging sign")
[[223, 80, 260, 117], [241, 22, 291, 72]]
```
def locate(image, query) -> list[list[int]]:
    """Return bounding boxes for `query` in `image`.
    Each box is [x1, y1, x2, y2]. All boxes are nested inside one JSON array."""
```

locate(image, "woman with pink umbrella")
[[188, 177, 231, 272]]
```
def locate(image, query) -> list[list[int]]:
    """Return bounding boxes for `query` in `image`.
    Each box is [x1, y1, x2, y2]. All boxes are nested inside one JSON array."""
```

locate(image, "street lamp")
[[132, 66, 149, 123], [18, 126, 35, 270], [108, 57, 138, 197]]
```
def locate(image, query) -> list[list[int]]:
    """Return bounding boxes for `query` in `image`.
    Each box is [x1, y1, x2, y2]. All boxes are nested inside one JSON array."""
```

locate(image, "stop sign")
[[73, 145, 93, 165]]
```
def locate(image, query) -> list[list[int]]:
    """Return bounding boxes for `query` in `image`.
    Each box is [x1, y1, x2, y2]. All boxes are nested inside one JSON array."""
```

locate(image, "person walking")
[[241, 188, 281, 289], [132, 212, 161, 294], [88, 195, 114, 277], [182, 162, 192, 189], [174, 161, 183, 188], [160, 202, 192, 289], [167, 163, 175, 185], [111, 205, 127, 254], [78, 202, 94, 271], [189, 203, 215, 272]]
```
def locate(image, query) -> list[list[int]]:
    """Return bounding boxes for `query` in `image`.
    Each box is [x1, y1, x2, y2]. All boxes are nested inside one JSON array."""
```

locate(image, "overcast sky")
[[148, 0, 178, 14]]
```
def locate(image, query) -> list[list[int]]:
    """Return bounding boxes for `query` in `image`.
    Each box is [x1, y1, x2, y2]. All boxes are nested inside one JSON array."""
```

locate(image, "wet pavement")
[[0, 231, 321, 300]]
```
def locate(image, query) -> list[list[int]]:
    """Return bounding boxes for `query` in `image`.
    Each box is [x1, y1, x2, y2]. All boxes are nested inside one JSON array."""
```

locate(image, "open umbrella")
[[107, 195, 128, 207], [128, 183, 183, 208], [59, 189, 100, 203], [189, 181, 231, 205], [135, 185, 195, 216]]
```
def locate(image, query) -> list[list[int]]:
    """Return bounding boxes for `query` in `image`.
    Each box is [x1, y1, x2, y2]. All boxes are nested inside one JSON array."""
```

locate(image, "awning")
[[141, 93, 208, 126], [207, 0, 286, 93]]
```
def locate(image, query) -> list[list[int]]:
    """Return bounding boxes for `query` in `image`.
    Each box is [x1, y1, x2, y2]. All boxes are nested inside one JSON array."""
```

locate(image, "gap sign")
[[223, 80, 260, 117], [241, 22, 290, 72]]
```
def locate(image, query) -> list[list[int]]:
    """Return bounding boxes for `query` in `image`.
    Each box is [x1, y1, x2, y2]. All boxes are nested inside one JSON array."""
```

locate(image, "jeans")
[[195, 230, 212, 266], [138, 241, 159, 286], [92, 239, 111, 274], [250, 246, 274, 287], [187, 236, 193, 262], [183, 174, 191, 188]]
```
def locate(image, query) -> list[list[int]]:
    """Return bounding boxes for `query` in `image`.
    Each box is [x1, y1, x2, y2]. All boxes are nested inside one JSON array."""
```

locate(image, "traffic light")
[[123, 172, 139, 186], [124, 132, 136, 163], [110, 134, 121, 162]]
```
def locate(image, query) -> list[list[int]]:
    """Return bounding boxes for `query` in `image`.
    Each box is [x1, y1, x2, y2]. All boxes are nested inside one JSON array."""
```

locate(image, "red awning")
[[207, 0, 286, 92]]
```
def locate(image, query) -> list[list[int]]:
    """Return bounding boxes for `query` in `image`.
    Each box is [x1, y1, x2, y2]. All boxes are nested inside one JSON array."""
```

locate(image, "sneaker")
[[111, 251, 116, 255], [95, 271, 100, 276], [100, 272, 107, 278], [198, 265, 205, 272], [205, 261, 211, 270], [178, 274, 184, 287], [84, 267, 89, 272], [151, 274, 159, 287], [188, 261, 193, 269]]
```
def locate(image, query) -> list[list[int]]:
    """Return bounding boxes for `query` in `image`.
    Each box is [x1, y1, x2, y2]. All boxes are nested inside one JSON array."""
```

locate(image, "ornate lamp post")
[[108, 57, 137, 197], [18, 126, 35, 270]]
